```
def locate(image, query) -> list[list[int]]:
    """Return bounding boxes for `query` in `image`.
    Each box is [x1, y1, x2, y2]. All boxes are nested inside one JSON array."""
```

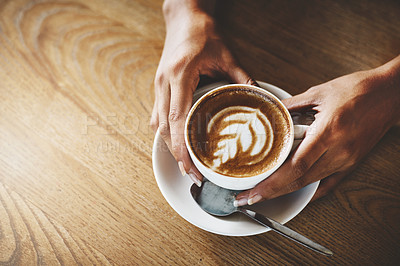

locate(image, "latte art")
[[207, 106, 274, 170], [187, 86, 291, 177]]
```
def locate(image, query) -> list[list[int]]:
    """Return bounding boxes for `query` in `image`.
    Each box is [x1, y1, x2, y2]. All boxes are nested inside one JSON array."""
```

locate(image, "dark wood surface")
[[0, 0, 399, 264]]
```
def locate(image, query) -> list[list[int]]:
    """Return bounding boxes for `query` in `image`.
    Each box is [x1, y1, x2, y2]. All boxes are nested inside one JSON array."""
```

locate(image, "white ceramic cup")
[[184, 84, 308, 190]]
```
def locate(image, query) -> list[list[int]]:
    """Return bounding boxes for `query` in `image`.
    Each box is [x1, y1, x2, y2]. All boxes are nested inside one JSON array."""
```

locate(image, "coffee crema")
[[188, 86, 291, 177]]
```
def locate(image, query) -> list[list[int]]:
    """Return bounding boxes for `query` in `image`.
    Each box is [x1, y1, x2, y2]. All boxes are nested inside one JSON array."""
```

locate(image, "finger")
[[234, 148, 334, 205], [226, 64, 259, 87], [157, 83, 172, 150], [235, 160, 346, 207], [284, 144, 358, 201], [252, 142, 351, 204], [234, 189, 251, 207], [150, 97, 159, 134], [282, 89, 319, 112], [258, 148, 343, 200], [235, 122, 328, 205], [311, 171, 348, 201], [169, 76, 203, 185]]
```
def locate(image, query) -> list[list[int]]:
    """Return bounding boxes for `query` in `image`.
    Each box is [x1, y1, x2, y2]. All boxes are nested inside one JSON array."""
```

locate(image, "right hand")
[[150, 2, 257, 186]]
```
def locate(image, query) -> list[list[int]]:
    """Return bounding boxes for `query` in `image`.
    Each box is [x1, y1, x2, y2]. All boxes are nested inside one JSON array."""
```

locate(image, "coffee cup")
[[184, 84, 308, 190]]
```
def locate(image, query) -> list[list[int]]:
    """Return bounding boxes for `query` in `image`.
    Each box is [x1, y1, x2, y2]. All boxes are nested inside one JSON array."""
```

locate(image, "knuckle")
[[171, 142, 185, 157], [287, 178, 305, 193], [330, 110, 355, 135], [306, 85, 319, 95], [306, 85, 325, 99], [149, 118, 157, 131], [268, 182, 282, 196], [343, 155, 357, 169], [158, 121, 170, 137], [340, 147, 353, 160], [172, 57, 189, 74], [339, 143, 358, 167], [168, 108, 185, 123], [291, 157, 309, 178], [154, 72, 165, 88], [331, 113, 345, 130]]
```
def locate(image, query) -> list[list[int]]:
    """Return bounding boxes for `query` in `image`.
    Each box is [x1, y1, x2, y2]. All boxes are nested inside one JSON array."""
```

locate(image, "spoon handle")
[[239, 208, 333, 256]]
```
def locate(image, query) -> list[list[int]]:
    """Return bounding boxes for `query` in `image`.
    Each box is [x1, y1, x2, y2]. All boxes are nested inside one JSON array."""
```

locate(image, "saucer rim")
[[152, 81, 319, 236]]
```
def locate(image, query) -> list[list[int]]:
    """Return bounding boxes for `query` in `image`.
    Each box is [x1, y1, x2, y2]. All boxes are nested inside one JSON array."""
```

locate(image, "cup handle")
[[292, 124, 309, 152]]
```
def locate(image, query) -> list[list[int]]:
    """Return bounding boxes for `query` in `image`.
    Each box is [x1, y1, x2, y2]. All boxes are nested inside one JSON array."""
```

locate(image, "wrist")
[[163, 0, 215, 25], [372, 55, 400, 126], [163, 2, 217, 40]]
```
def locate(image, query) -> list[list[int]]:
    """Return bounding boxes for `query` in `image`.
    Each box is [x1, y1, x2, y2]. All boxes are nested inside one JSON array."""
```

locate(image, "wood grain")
[[0, 0, 399, 265]]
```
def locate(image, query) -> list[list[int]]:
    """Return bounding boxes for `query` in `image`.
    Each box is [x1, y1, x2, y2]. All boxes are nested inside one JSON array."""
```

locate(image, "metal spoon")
[[190, 179, 333, 256]]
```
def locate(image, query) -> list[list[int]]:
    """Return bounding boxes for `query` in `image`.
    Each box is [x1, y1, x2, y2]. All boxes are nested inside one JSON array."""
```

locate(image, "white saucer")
[[152, 81, 319, 236]]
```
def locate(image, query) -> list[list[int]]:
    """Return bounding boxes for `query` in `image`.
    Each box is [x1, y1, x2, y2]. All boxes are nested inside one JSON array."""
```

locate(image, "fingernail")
[[251, 79, 260, 87], [233, 198, 248, 207], [178, 161, 186, 176], [189, 173, 202, 187], [248, 194, 262, 205]]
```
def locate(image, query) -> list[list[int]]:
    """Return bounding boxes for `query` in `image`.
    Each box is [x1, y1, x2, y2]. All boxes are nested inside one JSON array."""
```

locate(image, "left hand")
[[235, 56, 400, 206], [151, 2, 257, 186]]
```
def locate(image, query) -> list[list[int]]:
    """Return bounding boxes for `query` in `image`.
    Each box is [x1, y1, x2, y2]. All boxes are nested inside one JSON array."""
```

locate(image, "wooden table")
[[0, 0, 399, 264]]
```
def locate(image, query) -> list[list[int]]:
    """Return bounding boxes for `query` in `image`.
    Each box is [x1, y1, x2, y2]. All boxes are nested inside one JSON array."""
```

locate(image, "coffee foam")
[[188, 86, 291, 177], [207, 106, 274, 169]]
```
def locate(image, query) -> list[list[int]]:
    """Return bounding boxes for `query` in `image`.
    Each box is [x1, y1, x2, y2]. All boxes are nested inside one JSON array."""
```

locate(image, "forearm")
[[377, 55, 400, 89], [373, 55, 400, 125], [163, 0, 216, 18]]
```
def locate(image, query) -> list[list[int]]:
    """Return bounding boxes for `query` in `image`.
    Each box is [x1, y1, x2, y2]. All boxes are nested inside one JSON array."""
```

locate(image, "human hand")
[[151, 1, 257, 186], [234, 56, 400, 206]]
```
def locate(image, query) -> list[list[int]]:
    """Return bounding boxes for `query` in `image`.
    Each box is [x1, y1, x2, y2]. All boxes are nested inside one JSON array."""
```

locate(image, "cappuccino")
[[187, 86, 291, 177]]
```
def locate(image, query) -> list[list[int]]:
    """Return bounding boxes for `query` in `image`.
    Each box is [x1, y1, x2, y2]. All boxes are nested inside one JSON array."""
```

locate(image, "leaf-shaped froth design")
[[207, 106, 273, 170]]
